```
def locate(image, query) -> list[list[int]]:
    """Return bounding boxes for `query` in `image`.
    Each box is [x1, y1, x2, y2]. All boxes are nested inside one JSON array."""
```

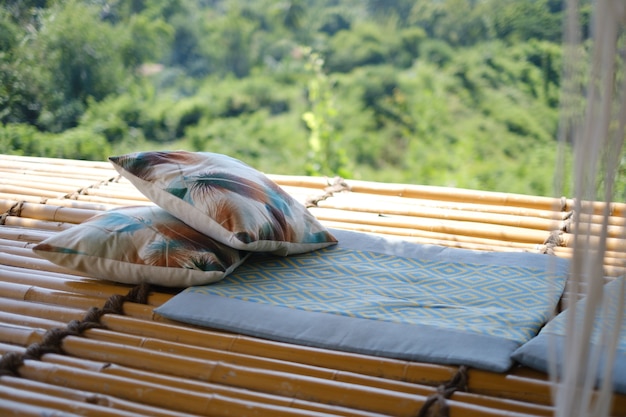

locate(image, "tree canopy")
[[0, 0, 600, 197]]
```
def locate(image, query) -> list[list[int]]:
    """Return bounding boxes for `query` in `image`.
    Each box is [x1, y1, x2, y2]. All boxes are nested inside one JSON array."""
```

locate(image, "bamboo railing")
[[1, 154, 625, 416]]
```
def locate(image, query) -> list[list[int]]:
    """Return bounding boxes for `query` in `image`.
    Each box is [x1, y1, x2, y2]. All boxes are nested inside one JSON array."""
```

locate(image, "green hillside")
[[0, 0, 592, 196]]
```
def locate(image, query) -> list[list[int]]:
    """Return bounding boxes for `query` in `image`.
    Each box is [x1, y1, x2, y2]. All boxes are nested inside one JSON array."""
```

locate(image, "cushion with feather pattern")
[[33, 205, 249, 287], [109, 151, 337, 255]]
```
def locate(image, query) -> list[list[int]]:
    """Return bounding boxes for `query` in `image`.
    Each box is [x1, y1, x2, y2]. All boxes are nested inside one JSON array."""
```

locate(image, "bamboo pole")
[[1, 373, 376, 417], [1, 217, 73, 232], [0, 193, 113, 212], [318, 192, 568, 225], [324, 191, 570, 220], [0, 251, 89, 275], [0, 327, 444, 414], [321, 220, 539, 252], [1, 343, 385, 417], [0, 226, 54, 243], [67, 187, 149, 202], [96, 315, 560, 409], [0, 298, 446, 384], [0, 153, 113, 169], [0, 296, 90, 323], [85, 327, 556, 416], [15, 358, 425, 417], [0, 268, 130, 299], [43, 198, 114, 212], [265, 174, 331, 190], [0, 184, 65, 199], [0, 166, 113, 182], [0, 332, 530, 417], [315, 198, 560, 231], [320, 219, 544, 250], [60, 337, 427, 416], [346, 180, 566, 210], [62, 194, 151, 207], [0, 309, 65, 330], [576, 211, 626, 228], [563, 199, 626, 218], [0, 383, 147, 417], [0, 171, 106, 188], [567, 220, 626, 239], [0, 178, 95, 196], [0, 157, 116, 178], [0, 238, 35, 249], [1, 261, 107, 283], [0, 192, 50, 205], [1, 376, 200, 417], [0, 281, 150, 317], [0, 200, 98, 224], [559, 232, 626, 252], [0, 263, 174, 306], [0, 397, 81, 417], [310, 207, 551, 244]]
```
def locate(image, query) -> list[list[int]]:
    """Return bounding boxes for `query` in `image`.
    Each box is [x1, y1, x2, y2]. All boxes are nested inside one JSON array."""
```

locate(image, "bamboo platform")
[[1, 154, 625, 416]]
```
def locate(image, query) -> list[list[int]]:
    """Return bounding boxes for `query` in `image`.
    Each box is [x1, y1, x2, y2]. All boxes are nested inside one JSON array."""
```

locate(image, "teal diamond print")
[[190, 246, 563, 343]]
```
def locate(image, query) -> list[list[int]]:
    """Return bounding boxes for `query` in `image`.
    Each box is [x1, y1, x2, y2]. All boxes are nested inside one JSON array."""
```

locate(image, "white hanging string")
[[554, 1, 626, 416]]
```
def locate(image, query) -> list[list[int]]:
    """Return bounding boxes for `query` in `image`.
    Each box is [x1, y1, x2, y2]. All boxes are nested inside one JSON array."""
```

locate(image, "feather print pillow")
[[109, 151, 338, 255], [33, 206, 249, 287]]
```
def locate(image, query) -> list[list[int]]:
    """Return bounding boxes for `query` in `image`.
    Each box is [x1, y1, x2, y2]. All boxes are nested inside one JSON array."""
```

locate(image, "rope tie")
[[417, 365, 468, 417], [64, 176, 120, 200], [0, 201, 26, 225], [541, 230, 565, 255], [305, 176, 351, 207], [67, 186, 89, 200], [0, 282, 152, 377], [9, 201, 25, 217]]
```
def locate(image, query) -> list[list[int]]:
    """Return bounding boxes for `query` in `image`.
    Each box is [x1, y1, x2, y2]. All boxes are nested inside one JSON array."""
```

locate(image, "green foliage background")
[[0, 0, 605, 197]]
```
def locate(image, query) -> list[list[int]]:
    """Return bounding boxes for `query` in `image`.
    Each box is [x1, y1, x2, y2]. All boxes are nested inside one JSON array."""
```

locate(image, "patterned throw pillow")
[[109, 151, 338, 255], [32, 206, 249, 287]]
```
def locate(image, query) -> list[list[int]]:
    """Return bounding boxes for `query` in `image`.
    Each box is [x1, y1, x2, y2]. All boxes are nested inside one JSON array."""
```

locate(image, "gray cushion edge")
[[156, 292, 518, 373], [512, 334, 626, 394]]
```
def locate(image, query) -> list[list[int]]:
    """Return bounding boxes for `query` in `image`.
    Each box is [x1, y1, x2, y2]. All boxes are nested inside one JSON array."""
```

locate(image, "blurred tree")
[[280, 0, 306, 30], [120, 14, 174, 68], [408, 0, 491, 46], [489, 0, 563, 43], [0, 10, 18, 52], [367, 0, 415, 26], [2, 0, 47, 26], [302, 49, 350, 177], [0, 10, 40, 125], [28, 0, 127, 131], [326, 21, 400, 72], [205, 10, 258, 77], [318, 11, 351, 36], [0, 0, 579, 196]]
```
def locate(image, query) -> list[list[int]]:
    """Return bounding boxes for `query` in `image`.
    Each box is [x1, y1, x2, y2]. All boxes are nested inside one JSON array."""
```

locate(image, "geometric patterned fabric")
[[188, 245, 567, 344]]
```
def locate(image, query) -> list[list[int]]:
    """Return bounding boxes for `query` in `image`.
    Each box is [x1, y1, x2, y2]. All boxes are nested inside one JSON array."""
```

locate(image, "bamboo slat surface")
[[1, 154, 625, 416]]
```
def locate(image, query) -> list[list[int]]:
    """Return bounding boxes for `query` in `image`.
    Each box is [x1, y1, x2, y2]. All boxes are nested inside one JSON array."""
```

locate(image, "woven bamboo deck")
[[1, 154, 625, 416]]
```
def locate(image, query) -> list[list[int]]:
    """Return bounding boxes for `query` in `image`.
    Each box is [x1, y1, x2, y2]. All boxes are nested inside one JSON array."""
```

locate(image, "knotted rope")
[[0, 282, 151, 377], [0, 201, 25, 225], [417, 365, 468, 417], [305, 176, 351, 207]]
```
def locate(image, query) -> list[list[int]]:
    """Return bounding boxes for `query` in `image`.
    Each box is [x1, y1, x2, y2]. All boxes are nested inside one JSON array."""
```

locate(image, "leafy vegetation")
[[0, 0, 597, 196]]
